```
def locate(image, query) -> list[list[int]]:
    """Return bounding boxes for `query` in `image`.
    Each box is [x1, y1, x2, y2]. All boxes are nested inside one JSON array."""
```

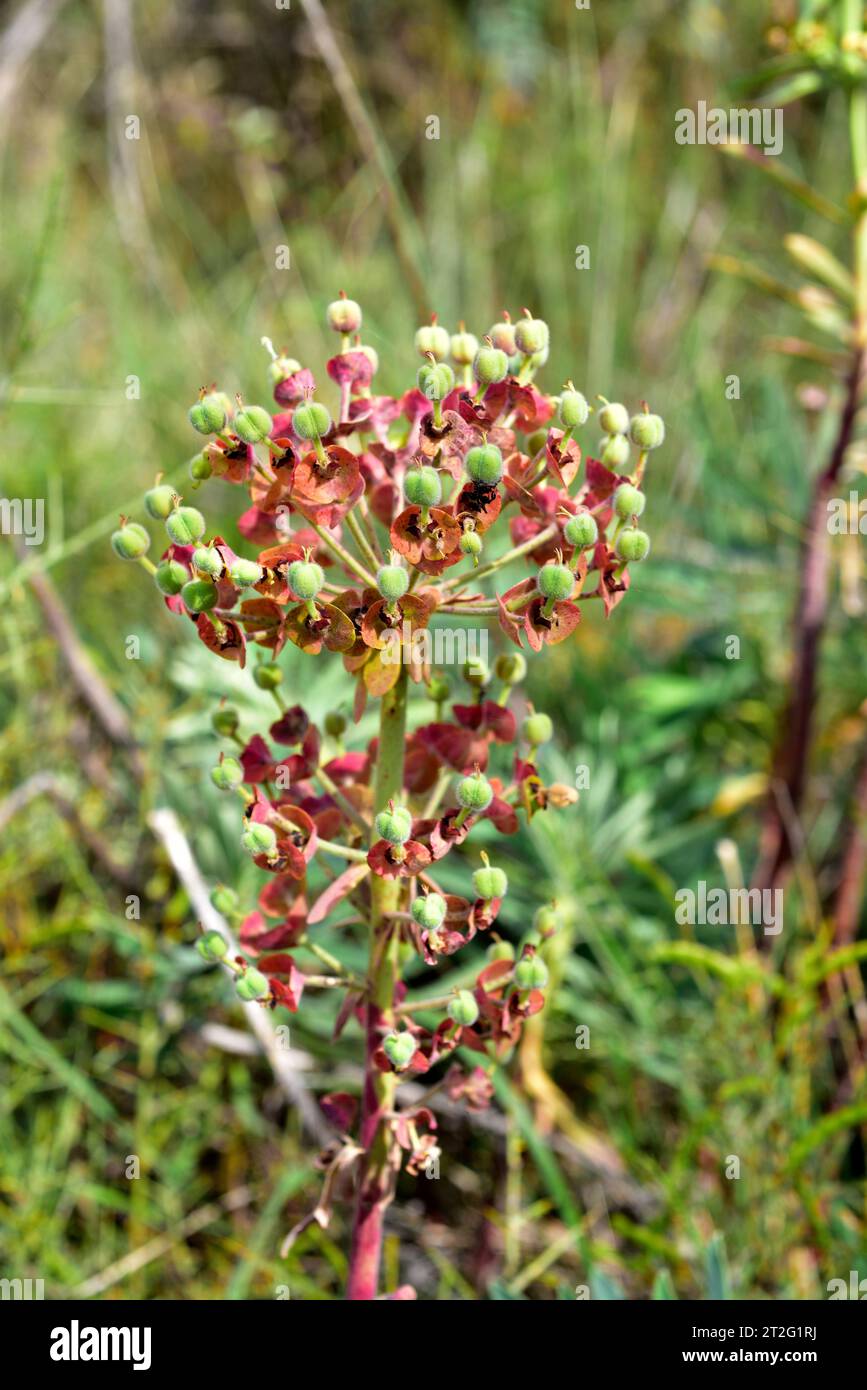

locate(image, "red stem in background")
[[753, 351, 864, 894]]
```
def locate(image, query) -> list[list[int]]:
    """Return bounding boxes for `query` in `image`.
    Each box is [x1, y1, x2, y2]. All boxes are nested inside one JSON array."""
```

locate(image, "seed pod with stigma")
[[472, 336, 509, 402], [197, 930, 229, 962], [228, 557, 263, 588], [459, 524, 483, 564], [404, 464, 442, 516], [154, 558, 187, 595], [417, 355, 455, 427], [629, 403, 665, 451], [268, 353, 302, 388], [465, 439, 504, 485], [254, 662, 283, 691], [233, 399, 273, 445], [412, 892, 448, 930], [211, 755, 244, 791], [487, 311, 517, 357], [241, 822, 278, 860], [514, 953, 549, 991], [563, 510, 598, 568], [326, 290, 363, 338], [559, 382, 590, 431], [473, 850, 508, 901], [596, 397, 630, 435], [613, 483, 645, 520], [193, 545, 223, 579], [212, 706, 240, 738], [189, 388, 227, 435], [288, 552, 325, 620], [210, 883, 239, 916], [190, 453, 213, 485], [451, 322, 480, 386], [165, 499, 206, 546], [376, 551, 410, 607], [615, 528, 651, 564], [414, 314, 451, 362], [514, 309, 550, 357], [522, 706, 554, 750], [448, 990, 479, 1027], [599, 433, 631, 470], [181, 578, 218, 613], [236, 967, 271, 1002], [374, 800, 413, 845], [536, 555, 574, 616], [383, 1031, 416, 1071], [144, 481, 176, 520], [454, 767, 493, 827], [495, 651, 527, 689], [111, 520, 151, 560], [463, 655, 489, 689]]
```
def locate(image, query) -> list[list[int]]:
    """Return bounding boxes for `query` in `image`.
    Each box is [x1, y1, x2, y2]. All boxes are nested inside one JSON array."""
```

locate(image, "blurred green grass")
[[1, 0, 865, 1299]]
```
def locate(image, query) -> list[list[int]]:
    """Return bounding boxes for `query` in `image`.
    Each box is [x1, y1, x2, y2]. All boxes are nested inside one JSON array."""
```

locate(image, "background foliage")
[[1, 0, 865, 1299]]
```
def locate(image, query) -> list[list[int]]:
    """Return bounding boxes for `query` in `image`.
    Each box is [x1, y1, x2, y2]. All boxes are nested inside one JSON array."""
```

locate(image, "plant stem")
[[347, 667, 408, 1300], [310, 520, 377, 589], [439, 522, 559, 592]]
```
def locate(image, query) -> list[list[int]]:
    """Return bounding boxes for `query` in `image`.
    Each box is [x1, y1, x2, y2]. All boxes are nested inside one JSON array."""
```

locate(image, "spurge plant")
[[113, 296, 665, 1299]]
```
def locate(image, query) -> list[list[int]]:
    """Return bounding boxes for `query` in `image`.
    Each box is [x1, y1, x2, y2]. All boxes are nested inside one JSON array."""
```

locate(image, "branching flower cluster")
[[112, 294, 665, 1297]]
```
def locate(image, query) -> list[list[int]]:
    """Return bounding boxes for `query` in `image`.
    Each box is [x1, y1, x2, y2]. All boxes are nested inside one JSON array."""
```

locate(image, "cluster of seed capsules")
[[111, 293, 665, 681], [110, 295, 663, 1075]]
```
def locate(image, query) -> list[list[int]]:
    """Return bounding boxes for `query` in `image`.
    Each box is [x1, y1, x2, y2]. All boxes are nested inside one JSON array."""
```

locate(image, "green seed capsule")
[[451, 330, 479, 365], [463, 656, 489, 688], [166, 506, 206, 546], [457, 771, 493, 812], [495, 652, 527, 684], [613, 484, 645, 520], [181, 578, 218, 612], [144, 484, 176, 520], [287, 559, 324, 601], [598, 401, 630, 435], [210, 883, 239, 914], [241, 823, 278, 858], [488, 319, 517, 356], [154, 558, 187, 595], [473, 344, 509, 386], [383, 1031, 417, 1070], [515, 955, 549, 990], [564, 512, 598, 549], [292, 401, 332, 440], [327, 295, 362, 334], [111, 522, 151, 561], [254, 663, 283, 690], [211, 757, 243, 791], [190, 453, 213, 482], [514, 315, 550, 356], [629, 412, 665, 450], [189, 396, 227, 435], [228, 557, 262, 587], [375, 805, 413, 845], [412, 893, 448, 930], [212, 707, 239, 738], [324, 710, 347, 738], [615, 528, 651, 563], [599, 433, 631, 469], [197, 930, 228, 961], [533, 904, 559, 936], [465, 443, 504, 485], [404, 466, 442, 508], [536, 562, 574, 602], [523, 711, 554, 746], [488, 938, 515, 962], [460, 530, 483, 559], [415, 322, 451, 361], [426, 675, 450, 703], [269, 354, 302, 386], [234, 405, 273, 444], [376, 562, 409, 601], [473, 864, 508, 900], [448, 990, 479, 1027], [193, 546, 223, 578], [417, 361, 455, 402], [559, 389, 589, 429], [236, 968, 271, 1002]]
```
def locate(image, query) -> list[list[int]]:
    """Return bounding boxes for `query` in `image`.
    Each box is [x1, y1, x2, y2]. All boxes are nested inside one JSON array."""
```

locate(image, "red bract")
[[122, 297, 663, 1300]]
